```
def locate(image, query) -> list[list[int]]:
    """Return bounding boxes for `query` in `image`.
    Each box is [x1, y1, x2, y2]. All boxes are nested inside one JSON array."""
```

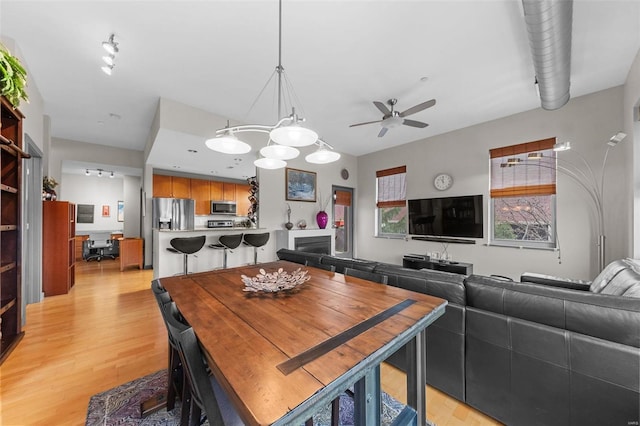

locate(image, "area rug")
[[86, 369, 408, 426]]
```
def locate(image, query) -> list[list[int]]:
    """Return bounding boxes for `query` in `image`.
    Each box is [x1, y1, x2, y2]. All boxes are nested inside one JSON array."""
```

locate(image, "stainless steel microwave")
[[211, 201, 237, 215]]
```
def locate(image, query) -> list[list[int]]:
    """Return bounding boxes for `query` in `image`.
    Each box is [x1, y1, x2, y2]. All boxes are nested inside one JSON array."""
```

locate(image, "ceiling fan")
[[349, 98, 436, 137]]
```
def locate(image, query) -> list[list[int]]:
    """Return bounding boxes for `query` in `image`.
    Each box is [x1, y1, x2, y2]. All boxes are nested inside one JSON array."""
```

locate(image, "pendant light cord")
[[277, 0, 283, 120]]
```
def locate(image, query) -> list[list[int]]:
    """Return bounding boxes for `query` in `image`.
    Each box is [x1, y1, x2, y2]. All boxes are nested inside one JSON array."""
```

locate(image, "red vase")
[[316, 211, 329, 229]]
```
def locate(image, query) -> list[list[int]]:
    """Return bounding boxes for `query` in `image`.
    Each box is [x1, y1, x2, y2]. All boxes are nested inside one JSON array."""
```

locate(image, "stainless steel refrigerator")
[[152, 198, 195, 230]]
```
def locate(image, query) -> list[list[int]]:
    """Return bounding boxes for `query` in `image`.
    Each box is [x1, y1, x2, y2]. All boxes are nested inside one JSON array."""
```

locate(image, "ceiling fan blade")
[[402, 119, 429, 128], [378, 127, 389, 137], [373, 101, 391, 115], [399, 99, 436, 117], [349, 119, 383, 128]]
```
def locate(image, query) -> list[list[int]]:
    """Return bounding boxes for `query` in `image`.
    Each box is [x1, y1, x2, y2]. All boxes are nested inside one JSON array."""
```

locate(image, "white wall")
[[60, 173, 124, 233], [255, 154, 358, 261], [123, 175, 142, 237], [356, 87, 626, 281], [626, 48, 640, 257]]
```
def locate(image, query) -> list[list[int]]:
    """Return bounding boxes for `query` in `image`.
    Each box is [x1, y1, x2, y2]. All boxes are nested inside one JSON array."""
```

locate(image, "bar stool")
[[166, 235, 206, 275], [242, 232, 270, 265], [208, 233, 243, 269]]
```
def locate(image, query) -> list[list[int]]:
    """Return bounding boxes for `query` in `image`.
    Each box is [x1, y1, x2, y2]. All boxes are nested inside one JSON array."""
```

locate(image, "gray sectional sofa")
[[276, 248, 640, 426]]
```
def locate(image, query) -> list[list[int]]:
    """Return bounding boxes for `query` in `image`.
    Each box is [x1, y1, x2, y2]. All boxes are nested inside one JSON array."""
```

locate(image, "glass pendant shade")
[[260, 144, 299, 160], [270, 125, 318, 147], [206, 134, 251, 154], [254, 157, 287, 169], [305, 147, 341, 164]]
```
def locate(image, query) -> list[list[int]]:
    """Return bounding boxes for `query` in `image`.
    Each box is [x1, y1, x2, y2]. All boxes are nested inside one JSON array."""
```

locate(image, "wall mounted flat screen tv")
[[408, 195, 483, 239]]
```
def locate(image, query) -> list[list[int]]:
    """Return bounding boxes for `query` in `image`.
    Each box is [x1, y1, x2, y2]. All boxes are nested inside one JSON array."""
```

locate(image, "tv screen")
[[408, 195, 483, 239]]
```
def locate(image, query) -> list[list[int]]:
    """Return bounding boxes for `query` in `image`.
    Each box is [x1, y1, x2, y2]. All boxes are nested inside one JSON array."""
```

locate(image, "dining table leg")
[[353, 365, 381, 425], [406, 330, 427, 426]]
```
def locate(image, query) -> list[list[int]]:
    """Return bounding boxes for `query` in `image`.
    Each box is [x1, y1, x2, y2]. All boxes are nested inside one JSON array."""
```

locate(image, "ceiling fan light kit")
[[209, 0, 339, 168]]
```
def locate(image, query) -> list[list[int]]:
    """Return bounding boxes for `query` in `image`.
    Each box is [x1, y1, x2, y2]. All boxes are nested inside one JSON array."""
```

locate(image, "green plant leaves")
[[0, 44, 28, 108]]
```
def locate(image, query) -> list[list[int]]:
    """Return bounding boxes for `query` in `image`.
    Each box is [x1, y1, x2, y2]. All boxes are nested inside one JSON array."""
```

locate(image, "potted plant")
[[43, 176, 58, 200], [0, 43, 28, 108]]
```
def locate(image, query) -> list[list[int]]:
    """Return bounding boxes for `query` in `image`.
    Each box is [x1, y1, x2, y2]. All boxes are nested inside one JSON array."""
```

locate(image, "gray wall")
[[356, 86, 627, 281]]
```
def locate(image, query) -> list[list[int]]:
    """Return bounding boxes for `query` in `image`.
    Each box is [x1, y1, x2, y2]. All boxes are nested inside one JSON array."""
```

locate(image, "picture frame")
[[102, 205, 110, 217], [117, 201, 124, 222], [286, 168, 316, 202], [77, 204, 94, 224]]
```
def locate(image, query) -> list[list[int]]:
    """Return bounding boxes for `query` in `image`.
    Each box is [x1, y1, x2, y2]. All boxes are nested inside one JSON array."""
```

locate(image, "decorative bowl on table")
[[241, 267, 310, 294]]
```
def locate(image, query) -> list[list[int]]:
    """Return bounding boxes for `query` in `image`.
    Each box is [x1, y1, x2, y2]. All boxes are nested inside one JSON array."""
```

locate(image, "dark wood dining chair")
[[162, 301, 244, 426], [304, 259, 336, 272], [344, 267, 389, 285], [151, 280, 184, 414]]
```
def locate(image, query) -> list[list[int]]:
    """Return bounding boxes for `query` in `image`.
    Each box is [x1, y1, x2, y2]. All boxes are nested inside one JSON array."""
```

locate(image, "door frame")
[[332, 185, 354, 259]]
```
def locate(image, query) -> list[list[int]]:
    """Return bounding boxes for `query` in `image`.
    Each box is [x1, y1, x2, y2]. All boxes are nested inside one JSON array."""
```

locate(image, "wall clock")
[[341, 168, 349, 180], [434, 173, 453, 191]]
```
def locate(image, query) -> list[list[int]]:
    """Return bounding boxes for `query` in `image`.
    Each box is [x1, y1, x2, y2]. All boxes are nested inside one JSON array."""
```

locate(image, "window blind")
[[490, 138, 556, 198], [334, 190, 352, 207], [376, 166, 406, 208]]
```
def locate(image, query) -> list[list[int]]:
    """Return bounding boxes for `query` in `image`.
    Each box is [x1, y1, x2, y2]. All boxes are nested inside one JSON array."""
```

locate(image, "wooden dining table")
[[158, 260, 447, 426]]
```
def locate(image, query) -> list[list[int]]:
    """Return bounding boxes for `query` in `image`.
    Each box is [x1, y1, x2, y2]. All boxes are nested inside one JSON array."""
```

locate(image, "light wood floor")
[[0, 260, 500, 425]]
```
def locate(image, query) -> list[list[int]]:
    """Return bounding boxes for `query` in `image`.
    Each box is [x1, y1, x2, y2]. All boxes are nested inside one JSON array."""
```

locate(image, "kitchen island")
[[152, 228, 269, 278]]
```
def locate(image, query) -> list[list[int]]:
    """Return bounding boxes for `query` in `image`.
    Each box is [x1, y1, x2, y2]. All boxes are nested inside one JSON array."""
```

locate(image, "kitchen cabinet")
[[0, 96, 26, 365], [191, 178, 211, 215], [152, 175, 191, 198], [222, 182, 236, 201], [210, 181, 223, 201], [235, 183, 251, 217], [43, 201, 76, 296]]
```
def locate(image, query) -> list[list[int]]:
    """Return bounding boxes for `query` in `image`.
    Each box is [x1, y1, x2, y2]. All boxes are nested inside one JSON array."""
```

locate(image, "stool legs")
[[222, 248, 228, 269]]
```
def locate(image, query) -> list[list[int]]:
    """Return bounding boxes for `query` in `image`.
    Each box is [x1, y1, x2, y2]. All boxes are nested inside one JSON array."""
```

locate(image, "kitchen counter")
[[152, 228, 269, 278]]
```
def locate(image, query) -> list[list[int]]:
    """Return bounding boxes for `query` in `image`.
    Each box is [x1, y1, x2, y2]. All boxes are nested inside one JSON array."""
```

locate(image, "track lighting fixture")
[[100, 34, 119, 75], [85, 168, 116, 178]]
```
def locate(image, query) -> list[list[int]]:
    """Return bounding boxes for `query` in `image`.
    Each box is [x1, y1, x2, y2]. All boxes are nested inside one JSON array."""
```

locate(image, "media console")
[[403, 254, 473, 275]]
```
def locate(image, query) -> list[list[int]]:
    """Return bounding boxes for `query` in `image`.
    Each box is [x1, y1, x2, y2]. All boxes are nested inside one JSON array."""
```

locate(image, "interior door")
[[332, 186, 353, 258]]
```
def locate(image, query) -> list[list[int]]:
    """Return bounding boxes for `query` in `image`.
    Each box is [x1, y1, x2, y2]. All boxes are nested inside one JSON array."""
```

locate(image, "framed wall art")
[[117, 201, 124, 222], [286, 168, 316, 202]]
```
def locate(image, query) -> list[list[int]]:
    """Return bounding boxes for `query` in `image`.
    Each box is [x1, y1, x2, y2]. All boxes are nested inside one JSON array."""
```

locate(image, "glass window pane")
[[493, 196, 554, 243], [379, 206, 407, 235]]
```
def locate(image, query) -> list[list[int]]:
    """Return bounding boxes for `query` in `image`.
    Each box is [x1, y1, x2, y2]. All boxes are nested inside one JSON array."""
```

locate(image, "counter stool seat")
[[243, 232, 270, 265], [209, 233, 243, 269], [167, 235, 206, 275]]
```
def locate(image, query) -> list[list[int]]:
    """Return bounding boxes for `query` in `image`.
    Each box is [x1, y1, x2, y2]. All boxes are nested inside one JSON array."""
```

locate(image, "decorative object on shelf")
[[0, 43, 28, 107], [284, 204, 293, 230], [297, 220, 307, 229], [241, 267, 310, 294], [316, 190, 330, 229], [286, 168, 316, 202], [42, 176, 58, 200], [207, 0, 340, 169], [247, 176, 258, 224]]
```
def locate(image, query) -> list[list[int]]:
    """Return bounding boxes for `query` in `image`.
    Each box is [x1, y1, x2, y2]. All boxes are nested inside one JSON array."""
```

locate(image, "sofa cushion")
[[600, 267, 640, 296], [622, 283, 640, 298], [590, 259, 629, 293], [276, 248, 324, 265]]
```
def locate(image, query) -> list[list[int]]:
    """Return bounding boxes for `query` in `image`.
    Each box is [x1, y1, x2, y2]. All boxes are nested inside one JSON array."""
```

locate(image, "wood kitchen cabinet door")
[[171, 177, 191, 199], [222, 182, 236, 201], [152, 174, 172, 197], [191, 179, 211, 215], [235, 183, 251, 217], [210, 181, 224, 201]]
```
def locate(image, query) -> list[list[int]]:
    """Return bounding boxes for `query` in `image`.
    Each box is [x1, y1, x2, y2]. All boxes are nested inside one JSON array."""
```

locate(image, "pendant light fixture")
[[209, 0, 339, 169]]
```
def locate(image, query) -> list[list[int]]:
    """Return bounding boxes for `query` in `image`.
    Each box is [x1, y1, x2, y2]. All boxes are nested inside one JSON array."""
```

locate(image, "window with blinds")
[[489, 138, 557, 248], [376, 166, 407, 236]]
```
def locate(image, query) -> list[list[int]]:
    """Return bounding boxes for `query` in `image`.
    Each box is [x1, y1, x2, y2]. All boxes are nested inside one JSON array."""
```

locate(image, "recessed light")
[[173, 165, 181, 169], [226, 166, 234, 169], [233, 158, 243, 162], [420, 76, 429, 82], [188, 149, 198, 153]]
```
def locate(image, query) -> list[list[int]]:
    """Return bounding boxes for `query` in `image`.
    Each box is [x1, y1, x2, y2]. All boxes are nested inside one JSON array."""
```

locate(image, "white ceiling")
[[1, 1, 639, 179]]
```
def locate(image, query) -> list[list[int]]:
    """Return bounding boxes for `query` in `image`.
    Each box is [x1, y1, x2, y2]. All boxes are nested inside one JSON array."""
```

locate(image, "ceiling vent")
[[522, 0, 573, 110]]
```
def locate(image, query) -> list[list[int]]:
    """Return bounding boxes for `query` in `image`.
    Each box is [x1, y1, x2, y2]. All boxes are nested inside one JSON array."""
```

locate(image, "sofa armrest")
[[520, 272, 592, 291]]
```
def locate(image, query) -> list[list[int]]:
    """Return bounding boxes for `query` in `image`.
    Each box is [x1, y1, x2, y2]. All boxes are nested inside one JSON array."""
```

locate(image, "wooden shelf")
[[0, 95, 24, 365]]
